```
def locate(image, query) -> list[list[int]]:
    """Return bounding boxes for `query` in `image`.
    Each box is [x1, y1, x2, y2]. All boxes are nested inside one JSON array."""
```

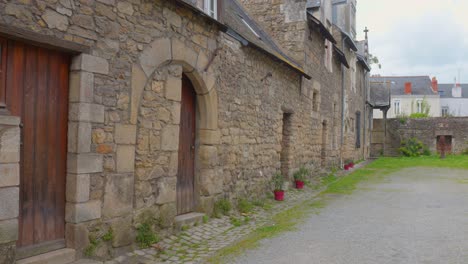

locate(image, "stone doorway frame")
[[132, 37, 220, 215]]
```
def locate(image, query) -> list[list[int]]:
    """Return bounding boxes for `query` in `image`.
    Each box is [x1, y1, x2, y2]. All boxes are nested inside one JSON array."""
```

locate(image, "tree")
[[368, 53, 381, 69]]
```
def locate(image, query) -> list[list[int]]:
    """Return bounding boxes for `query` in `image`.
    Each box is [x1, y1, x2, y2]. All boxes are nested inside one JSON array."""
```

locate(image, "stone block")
[[0, 126, 20, 163], [69, 103, 105, 123], [71, 54, 109, 75], [170, 103, 181, 125], [67, 122, 92, 153], [0, 242, 15, 264], [115, 124, 137, 144], [67, 153, 103, 174], [69, 71, 94, 103], [66, 174, 90, 203], [0, 187, 19, 220], [0, 164, 19, 187], [199, 129, 221, 145], [161, 125, 179, 151], [117, 1, 133, 15], [109, 215, 133, 247], [171, 38, 198, 70], [0, 219, 18, 244], [65, 200, 101, 223], [130, 64, 147, 125], [42, 9, 69, 31], [139, 38, 171, 77], [0, 116, 20, 126], [102, 174, 134, 218], [199, 169, 223, 196], [198, 145, 219, 167], [65, 223, 89, 250], [159, 203, 176, 228], [197, 196, 215, 215], [155, 177, 176, 205], [165, 77, 182, 102], [116, 145, 135, 173]]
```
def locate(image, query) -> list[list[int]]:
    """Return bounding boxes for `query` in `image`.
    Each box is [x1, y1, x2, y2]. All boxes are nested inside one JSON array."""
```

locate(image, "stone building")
[[0, 0, 371, 262], [239, 0, 373, 164]]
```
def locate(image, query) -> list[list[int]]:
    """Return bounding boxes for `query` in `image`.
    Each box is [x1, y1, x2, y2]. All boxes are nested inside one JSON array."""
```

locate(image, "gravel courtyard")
[[231, 167, 468, 264]]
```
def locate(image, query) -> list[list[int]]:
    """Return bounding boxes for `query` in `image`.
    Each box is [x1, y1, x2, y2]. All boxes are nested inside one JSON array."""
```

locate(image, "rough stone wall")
[[0, 116, 21, 263], [371, 118, 468, 157], [238, 0, 307, 64], [0, 0, 321, 260]]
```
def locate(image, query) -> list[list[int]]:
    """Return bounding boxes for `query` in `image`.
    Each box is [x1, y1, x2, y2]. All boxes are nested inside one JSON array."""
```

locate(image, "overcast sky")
[[356, 0, 468, 83]]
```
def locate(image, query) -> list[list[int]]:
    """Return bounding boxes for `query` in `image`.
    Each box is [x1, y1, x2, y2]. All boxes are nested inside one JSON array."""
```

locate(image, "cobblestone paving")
[[77, 162, 369, 264]]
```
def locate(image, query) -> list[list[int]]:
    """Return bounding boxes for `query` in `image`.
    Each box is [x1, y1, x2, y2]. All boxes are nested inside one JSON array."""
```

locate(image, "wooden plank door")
[[2, 37, 70, 251], [177, 75, 196, 215]]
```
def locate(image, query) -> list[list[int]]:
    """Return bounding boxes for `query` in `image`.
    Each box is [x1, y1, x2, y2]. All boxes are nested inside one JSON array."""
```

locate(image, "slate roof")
[[369, 81, 391, 108], [176, 0, 310, 78], [370, 76, 436, 96], [438, 84, 468, 98]]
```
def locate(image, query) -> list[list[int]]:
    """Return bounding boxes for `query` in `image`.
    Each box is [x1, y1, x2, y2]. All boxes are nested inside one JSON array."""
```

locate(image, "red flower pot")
[[274, 190, 285, 201], [349, 162, 354, 168], [295, 180, 305, 189], [344, 164, 349, 170]]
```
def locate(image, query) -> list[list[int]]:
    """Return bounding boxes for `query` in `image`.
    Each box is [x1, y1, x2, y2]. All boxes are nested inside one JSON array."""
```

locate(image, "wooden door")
[[177, 75, 196, 215], [437, 135, 452, 154], [1, 37, 70, 252]]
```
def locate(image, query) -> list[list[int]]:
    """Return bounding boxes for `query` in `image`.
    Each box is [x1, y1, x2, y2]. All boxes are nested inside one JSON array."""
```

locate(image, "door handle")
[[19, 122, 23, 146]]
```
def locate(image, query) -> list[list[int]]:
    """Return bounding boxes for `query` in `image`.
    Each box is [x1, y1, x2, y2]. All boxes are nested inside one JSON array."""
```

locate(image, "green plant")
[[102, 228, 113, 242], [293, 166, 309, 182], [399, 138, 431, 157], [409, 112, 429, 118], [410, 97, 431, 118], [397, 114, 408, 124], [136, 222, 159, 248], [230, 217, 243, 227], [214, 199, 232, 217], [202, 215, 209, 223], [271, 172, 285, 191], [84, 235, 99, 257], [181, 225, 189, 231], [238, 199, 254, 214]]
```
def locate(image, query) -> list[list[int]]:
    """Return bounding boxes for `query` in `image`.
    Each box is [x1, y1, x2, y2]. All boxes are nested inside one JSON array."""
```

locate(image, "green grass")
[[207, 155, 468, 263]]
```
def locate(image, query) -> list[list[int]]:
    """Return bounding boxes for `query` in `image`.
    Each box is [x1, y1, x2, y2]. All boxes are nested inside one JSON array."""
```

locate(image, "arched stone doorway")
[[131, 37, 221, 219]]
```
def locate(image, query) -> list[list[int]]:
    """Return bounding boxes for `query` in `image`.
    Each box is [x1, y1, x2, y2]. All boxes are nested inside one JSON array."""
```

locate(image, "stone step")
[[70, 259, 103, 264], [174, 212, 205, 231], [17, 248, 76, 264]]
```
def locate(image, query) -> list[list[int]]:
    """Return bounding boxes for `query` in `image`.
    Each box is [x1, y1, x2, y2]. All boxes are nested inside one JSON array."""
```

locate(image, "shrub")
[[293, 166, 309, 182], [409, 112, 429, 118], [214, 198, 232, 217], [136, 222, 159, 248], [399, 138, 431, 157], [238, 199, 254, 214], [271, 172, 285, 191]]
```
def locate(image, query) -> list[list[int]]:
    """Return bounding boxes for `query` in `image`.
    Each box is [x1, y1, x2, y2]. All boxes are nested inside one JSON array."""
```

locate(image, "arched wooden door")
[[177, 75, 196, 215], [1, 37, 69, 255]]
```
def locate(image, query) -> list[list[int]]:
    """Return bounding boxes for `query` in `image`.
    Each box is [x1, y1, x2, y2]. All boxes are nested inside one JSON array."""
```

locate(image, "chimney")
[[431, 77, 438, 92], [404, 82, 412, 95]]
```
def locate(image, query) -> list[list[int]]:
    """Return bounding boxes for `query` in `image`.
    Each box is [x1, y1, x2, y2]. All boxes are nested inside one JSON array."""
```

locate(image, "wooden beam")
[[0, 24, 90, 54]]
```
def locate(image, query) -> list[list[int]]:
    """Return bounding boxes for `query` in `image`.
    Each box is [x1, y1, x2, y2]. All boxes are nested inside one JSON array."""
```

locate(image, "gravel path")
[[231, 167, 468, 264]]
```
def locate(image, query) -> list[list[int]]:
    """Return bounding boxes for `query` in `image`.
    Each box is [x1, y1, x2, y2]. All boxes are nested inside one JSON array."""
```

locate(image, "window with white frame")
[[204, 0, 217, 19], [393, 100, 401, 115], [442, 106, 449, 117], [416, 99, 423, 113]]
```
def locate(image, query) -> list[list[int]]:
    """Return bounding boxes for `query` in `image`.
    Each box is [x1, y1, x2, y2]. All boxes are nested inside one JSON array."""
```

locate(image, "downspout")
[[362, 71, 368, 158], [340, 37, 346, 167]]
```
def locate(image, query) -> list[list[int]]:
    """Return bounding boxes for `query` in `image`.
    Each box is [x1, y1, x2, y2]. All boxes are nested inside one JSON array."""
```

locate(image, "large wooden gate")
[[1, 37, 70, 253], [176, 75, 196, 215]]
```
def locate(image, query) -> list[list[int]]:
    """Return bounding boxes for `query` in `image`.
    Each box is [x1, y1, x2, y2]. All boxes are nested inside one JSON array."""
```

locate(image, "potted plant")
[[293, 167, 308, 189], [272, 172, 285, 201]]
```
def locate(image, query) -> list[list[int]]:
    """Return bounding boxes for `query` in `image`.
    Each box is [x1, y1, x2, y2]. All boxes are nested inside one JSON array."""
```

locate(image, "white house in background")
[[372, 76, 440, 118], [438, 83, 468, 116]]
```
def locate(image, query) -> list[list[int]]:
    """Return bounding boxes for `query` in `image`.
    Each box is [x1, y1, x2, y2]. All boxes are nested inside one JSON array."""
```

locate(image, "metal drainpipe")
[[340, 37, 346, 168], [362, 72, 368, 158]]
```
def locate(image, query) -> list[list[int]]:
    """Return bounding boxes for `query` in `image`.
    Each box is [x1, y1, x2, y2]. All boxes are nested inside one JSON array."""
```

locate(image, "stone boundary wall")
[[371, 117, 468, 157], [0, 115, 21, 264]]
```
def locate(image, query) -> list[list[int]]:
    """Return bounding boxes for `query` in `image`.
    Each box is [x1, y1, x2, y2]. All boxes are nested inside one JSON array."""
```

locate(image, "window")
[[416, 100, 423, 113], [312, 90, 319, 111], [393, 100, 401, 115], [324, 39, 333, 72], [355, 111, 361, 148], [442, 106, 449, 117], [204, 0, 217, 19]]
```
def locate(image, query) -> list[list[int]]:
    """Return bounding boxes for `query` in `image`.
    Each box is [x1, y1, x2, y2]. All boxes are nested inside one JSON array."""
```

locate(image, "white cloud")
[[357, 0, 468, 82]]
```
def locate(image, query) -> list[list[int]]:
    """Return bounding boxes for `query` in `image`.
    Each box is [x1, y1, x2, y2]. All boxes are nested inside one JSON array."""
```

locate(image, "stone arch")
[[130, 37, 221, 215], [130, 37, 218, 133]]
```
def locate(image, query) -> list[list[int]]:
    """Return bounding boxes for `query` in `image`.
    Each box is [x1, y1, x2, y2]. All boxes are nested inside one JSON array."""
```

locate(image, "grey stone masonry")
[[0, 115, 21, 264]]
